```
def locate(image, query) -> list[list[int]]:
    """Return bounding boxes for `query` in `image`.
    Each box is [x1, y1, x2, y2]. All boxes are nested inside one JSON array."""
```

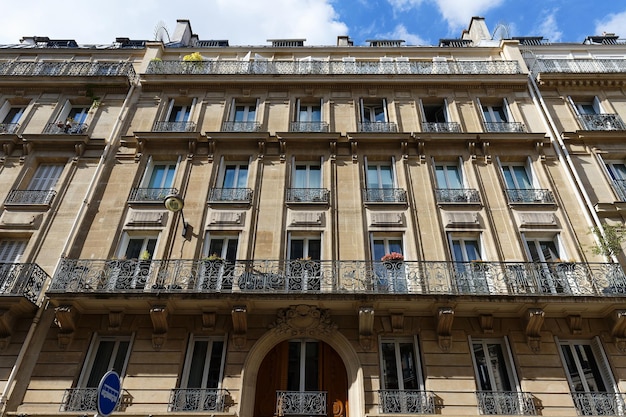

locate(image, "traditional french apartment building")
[[0, 16, 625, 417]]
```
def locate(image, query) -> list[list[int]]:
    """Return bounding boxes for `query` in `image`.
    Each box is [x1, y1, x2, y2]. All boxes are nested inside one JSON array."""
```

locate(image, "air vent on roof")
[[197, 40, 229, 47], [115, 38, 146, 48], [268, 39, 305, 47], [585, 34, 620, 45], [439, 39, 473, 47], [367, 40, 405, 47], [512, 37, 545, 46], [34, 37, 78, 48]]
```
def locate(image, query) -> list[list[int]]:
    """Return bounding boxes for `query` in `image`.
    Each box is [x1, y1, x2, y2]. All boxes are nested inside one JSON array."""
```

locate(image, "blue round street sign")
[[97, 370, 121, 417]]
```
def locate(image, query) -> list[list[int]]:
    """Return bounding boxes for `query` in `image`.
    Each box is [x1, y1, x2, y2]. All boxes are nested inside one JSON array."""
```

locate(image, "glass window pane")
[[465, 240, 481, 261], [308, 240, 321, 260], [295, 166, 307, 188], [308, 165, 321, 188], [381, 342, 399, 389], [225, 239, 238, 261], [86, 341, 115, 387], [367, 166, 379, 188], [223, 166, 236, 187], [373, 240, 386, 261], [290, 240, 304, 260], [304, 342, 319, 391], [208, 239, 224, 258], [388, 239, 402, 254], [236, 166, 248, 188], [206, 341, 224, 389], [112, 341, 130, 376], [287, 342, 301, 391], [380, 166, 393, 188], [187, 341, 208, 388], [502, 167, 516, 189], [399, 343, 419, 389], [513, 166, 532, 189]]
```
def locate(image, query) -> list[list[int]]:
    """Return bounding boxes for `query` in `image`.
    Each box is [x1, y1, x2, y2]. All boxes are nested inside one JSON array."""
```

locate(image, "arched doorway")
[[253, 339, 348, 417]]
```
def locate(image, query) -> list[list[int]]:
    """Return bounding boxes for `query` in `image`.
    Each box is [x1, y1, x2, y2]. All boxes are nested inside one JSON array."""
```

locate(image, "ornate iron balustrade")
[[5, 189, 56, 205], [613, 180, 626, 201], [290, 121, 329, 132], [477, 391, 537, 415], [435, 188, 481, 203], [128, 187, 178, 203], [61, 388, 98, 412], [483, 122, 526, 133], [363, 188, 407, 203], [531, 58, 626, 77], [358, 121, 398, 132], [276, 391, 327, 416], [208, 188, 253, 203], [169, 388, 228, 412], [0, 262, 47, 303], [152, 120, 197, 132], [505, 188, 555, 204], [0, 123, 19, 134], [145, 60, 522, 76], [379, 390, 435, 414], [48, 259, 626, 297], [0, 61, 136, 80], [421, 122, 462, 133], [221, 121, 262, 132], [570, 392, 626, 416], [578, 114, 626, 131], [43, 122, 88, 134], [286, 188, 329, 203]]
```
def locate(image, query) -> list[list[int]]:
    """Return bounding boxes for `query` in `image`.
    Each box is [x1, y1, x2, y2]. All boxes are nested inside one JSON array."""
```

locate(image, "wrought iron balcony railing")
[[208, 188, 253, 203], [152, 121, 197, 132], [290, 121, 329, 132], [531, 58, 626, 78], [169, 388, 228, 412], [570, 392, 626, 416], [358, 121, 398, 133], [5, 189, 56, 205], [43, 122, 88, 135], [60, 388, 129, 412], [505, 188, 555, 204], [145, 60, 523, 76], [613, 180, 626, 202], [379, 390, 435, 414], [276, 391, 327, 416], [128, 187, 178, 203], [48, 259, 626, 297], [435, 188, 481, 203], [0, 61, 136, 80], [483, 122, 526, 133], [0, 123, 19, 134], [577, 114, 626, 131], [221, 121, 262, 132], [286, 188, 329, 203], [0, 263, 47, 303], [421, 122, 462, 133], [363, 188, 407, 203], [477, 391, 537, 415]]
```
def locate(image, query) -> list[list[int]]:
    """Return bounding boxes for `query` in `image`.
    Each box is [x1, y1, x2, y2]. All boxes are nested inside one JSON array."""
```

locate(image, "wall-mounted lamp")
[[164, 193, 191, 239]]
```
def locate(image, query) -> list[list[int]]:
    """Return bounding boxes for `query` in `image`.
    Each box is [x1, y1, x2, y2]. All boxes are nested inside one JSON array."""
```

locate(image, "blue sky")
[[0, 0, 624, 46]]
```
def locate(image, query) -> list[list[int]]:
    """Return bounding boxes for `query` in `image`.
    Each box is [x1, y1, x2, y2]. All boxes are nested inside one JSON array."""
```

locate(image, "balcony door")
[[604, 161, 626, 201], [111, 235, 157, 290], [450, 236, 490, 293], [254, 340, 348, 417], [288, 236, 321, 291], [523, 236, 572, 294]]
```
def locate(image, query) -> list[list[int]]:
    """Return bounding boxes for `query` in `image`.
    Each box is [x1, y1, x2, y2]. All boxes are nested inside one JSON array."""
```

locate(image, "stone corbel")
[[390, 312, 404, 333], [258, 141, 265, 160], [188, 138, 197, 160], [278, 137, 286, 163], [55, 305, 78, 349], [135, 139, 144, 162], [418, 141, 425, 162], [358, 307, 375, 350], [231, 306, 247, 349], [108, 311, 124, 331], [401, 141, 408, 160], [207, 139, 216, 162], [568, 315, 582, 335], [202, 311, 216, 331], [481, 141, 490, 163], [73, 142, 85, 162], [610, 310, 626, 352], [525, 308, 545, 353], [480, 314, 493, 334], [350, 139, 358, 162], [468, 141, 476, 160], [3, 142, 14, 158], [0, 310, 16, 350], [329, 141, 337, 161], [535, 140, 546, 161], [436, 307, 454, 352], [150, 306, 168, 350]]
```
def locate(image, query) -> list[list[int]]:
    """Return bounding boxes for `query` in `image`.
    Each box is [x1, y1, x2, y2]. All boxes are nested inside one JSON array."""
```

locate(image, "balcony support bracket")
[[359, 307, 375, 350], [610, 310, 626, 352], [202, 311, 216, 331], [525, 308, 545, 353], [436, 307, 454, 352], [149, 305, 168, 350], [480, 314, 494, 334], [391, 311, 404, 333], [232, 305, 248, 349], [108, 311, 124, 331], [0, 309, 16, 350], [568, 315, 582, 335], [55, 305, 78, 349]]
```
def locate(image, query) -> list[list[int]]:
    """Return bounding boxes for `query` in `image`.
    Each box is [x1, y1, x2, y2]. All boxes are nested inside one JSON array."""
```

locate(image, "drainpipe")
[[526, 76, 608, 260], [0, 75, 138, 414]]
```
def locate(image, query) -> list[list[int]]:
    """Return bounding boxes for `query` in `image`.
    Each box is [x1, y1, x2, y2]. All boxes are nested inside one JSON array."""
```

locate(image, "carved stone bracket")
[[610, 310, 626, 352], [202, 311, 216, 331], [258, 141, 265, 160], [187, 138, 197, 160], [436, 307, 454, 352], [55, 305, 78, 349], [149, 306, 168, 350], [401, 141, 408, 160], [568, 315, 582, 335], [468, 141, 476, 160], [481, 141, 491, 163], [525, 308, 545, 353], [232, 306, 248, 349], [135, 139, 145, 162], [358, 307, 374, 350], [418, 141, 425, 162], [535, 140, 546, 161], [207, 139, 216, 162], [329, 141, 337, 161], [390, 312, 404, 333], [279, 138, 286, 163], [271, 305, 338, 342], [480, 314, 493, 334], [108, 311, 124, 331], [0, 310, 16, 350], [350, 139, 358, 162]]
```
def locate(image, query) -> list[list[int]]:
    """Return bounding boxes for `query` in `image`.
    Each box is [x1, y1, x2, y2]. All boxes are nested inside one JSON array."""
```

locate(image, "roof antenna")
[[492, 22, 511, 40], [153, 21, 171, 43]]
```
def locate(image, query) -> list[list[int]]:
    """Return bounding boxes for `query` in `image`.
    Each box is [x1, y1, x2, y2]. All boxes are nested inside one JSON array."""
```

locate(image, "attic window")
[[268, 39, 305, 47], [198, 40, 229, 47], [34, 37, 78, 48], [367, 40, 405, 47], [584, 35, 620, 45], [439, 39, 473, 47], [115, 38, 146, 48], [512, 37, 545, 46]]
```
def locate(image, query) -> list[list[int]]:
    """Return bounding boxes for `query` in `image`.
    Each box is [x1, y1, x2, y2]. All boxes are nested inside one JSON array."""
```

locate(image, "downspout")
[[0, 76, 138, 413], [526, 75, 608, 259]]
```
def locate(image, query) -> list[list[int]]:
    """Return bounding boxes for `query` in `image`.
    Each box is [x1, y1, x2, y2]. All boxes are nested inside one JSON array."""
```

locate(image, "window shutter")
[[502, 336, 521, 389], [29, 164, 63, 190], [56, 100, 72, 122], [418, 99, 427, 123], [359, 98, 365, 123], [503, 97, 513, 123], [593, 96, 603, 114], [443, 98, 451, 123], [567, 96, 581, 116], [526, 156, 540, 188], [0, 101, 10, 122], [189, 97, 197, 120], [390, 156, 397, 187], [165, 99, 175, 121], [0, 240, 26, 262], [457, 156, 465, 187], [295, 98, 301, 122], [319, 98, 324, 121], [591, 338, 617, 392], [382, 98, 389, 122]]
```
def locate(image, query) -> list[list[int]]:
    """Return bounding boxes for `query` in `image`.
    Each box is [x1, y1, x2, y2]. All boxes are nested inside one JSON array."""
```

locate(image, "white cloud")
[[380, 24, 429, 45], [387, 0, 424, 13], [534, 10, 563, 42], [432, 0, 505, 31], [0, 0, 348, 46], [595, 10, 626, 38]]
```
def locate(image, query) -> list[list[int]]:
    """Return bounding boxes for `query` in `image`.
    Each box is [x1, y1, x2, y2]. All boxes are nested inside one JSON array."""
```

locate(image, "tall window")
[[6, 164, 64, 205], [0, 105, 25, 134], [131, 161, 177, 202], [0, 239, 28, 293], [109, 234, 158, 290], [289, 162, 326, 203], [68, 107, 89, 124], [604, 161, 626, 201], [559, 339, 621, 416], [297, 102, 321, 123], [293, 99, 326, 132], [359, 98, 395, 132], [171, 336, 226, 411], [421, 99, 460, 132], [480, 99, 523, 133], [168, 104, 192, 123], [482, 104, 508, 123], [210, 161, 251, 202], [365, 160, 403, 203], [449, 235, 490, 294], [499, 159, 553, 204], [289, 236, 321, 261], [206, 235, 238, 262], [286, 340, 319, 392], [523, 235, 574, 294], [199, 235, 239, 291], [288, 235, 321, 291], [434, 160, 477, 203], [372, 236, 405, 292], [233, 103, 256, 122]]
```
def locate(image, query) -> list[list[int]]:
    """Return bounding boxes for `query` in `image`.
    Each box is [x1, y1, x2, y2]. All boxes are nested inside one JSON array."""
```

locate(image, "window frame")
[[203, 233, 239, 261], [478, 98, 512, 124], [556, 337, 618, 395], [287, 233, 322, 260], [378, 336, 425, 391], [469, 336, 520, 393], [216, 157, 251, 189], [229, 99, 259, 123], [291, 158, 323, 189], [419, 99, 450, 123], [360, 98, 388, 123], [165, 98, 197, 123], [180, 334, 227, 390], [433, 157, 465, 189], [295, 98, 323, 123], [139, 156, 180, 190], [77, 334, 133, 388]]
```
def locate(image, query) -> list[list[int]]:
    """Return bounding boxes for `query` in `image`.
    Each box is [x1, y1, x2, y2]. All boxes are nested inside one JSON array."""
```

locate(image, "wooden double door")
[[254, 340, 348, 417]]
